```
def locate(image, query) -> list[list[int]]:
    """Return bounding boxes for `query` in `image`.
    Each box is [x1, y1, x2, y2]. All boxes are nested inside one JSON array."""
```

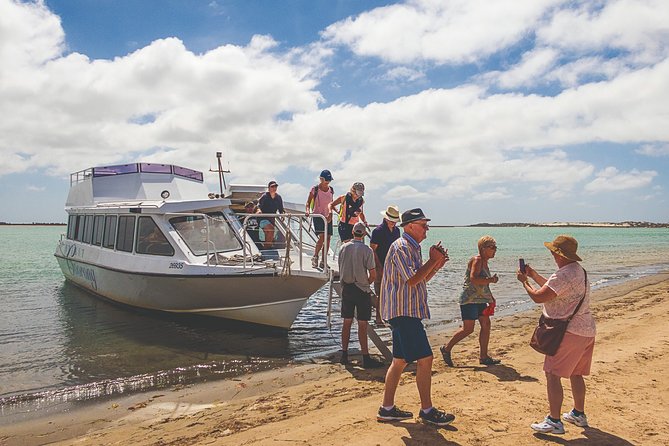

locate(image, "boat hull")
[[55, 256, 326, 329]]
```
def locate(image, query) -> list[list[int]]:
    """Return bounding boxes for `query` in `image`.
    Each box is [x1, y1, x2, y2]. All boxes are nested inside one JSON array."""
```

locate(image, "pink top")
[[544, 262, 596, 337], [312, 186, 333, 217]]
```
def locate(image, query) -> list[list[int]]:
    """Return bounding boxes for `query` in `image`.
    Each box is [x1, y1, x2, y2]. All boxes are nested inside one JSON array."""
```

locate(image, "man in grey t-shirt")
[[337, 222, 383, 368]]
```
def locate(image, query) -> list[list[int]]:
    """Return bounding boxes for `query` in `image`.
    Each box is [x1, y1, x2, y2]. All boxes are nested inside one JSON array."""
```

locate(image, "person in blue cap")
[[305, 170, 334, 268]]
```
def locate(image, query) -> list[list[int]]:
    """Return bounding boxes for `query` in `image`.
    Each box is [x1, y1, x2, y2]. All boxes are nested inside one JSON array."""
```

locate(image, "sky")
[[1, 0, 668, 225]]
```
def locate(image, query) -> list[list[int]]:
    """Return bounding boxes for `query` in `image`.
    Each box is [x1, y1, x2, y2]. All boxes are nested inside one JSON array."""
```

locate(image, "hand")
[[516, 270, 528, 283], [429, 242, 448, 263], [525, 264, 535, 277], [305, 210, 310, 217], [490, 273, 499, 284]]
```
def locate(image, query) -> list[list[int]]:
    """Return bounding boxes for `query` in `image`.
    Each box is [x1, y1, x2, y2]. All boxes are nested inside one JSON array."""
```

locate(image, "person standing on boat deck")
[[257, 180, 285, 249], [440, 236, 500, 367], [328, 182, 368, 243], [305, 170, 334, 269], [369, 205, 401, 325], [337, 222, 384, 369], [377, 208, 456, 427]]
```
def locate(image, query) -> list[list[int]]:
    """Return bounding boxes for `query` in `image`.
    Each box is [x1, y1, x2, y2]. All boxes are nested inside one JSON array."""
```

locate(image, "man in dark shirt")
[[257, 181, 285, 248], [370, 205, 401, 324]]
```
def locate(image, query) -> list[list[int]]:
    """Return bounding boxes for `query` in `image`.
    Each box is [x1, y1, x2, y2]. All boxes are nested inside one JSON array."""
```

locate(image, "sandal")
[[479, 356, 501, 366], [440, 346, 454, 367]]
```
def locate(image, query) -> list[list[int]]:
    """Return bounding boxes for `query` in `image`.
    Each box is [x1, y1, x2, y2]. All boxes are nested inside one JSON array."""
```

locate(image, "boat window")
[[74, 215, 85, 241], [92, 215, 105, 246], [136, 217, 174, 256], [102, 215, 117, 249], [116, 216, 135, 253], [139, 163, 172, 174], [67, 215, 76, 239], [173, 166, 203, 182], [83, 215, 94, 244], [169, 213, 241, 255], [93, 164, 139, 177]]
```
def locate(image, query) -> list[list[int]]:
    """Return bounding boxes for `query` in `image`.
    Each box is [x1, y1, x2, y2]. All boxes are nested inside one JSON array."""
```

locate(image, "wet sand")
[[3, 272, 669, 446]]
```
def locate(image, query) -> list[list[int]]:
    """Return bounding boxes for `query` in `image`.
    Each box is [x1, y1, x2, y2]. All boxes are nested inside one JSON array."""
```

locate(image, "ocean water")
[[1, 225, 668, 418]]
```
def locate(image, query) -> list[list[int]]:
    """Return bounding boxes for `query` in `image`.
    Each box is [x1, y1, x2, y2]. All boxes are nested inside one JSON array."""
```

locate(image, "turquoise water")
[[1, 225, 668, 417]]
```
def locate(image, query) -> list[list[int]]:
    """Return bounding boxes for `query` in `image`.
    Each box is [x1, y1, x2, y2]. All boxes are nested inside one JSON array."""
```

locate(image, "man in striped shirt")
[[376, 208, 456, 427]]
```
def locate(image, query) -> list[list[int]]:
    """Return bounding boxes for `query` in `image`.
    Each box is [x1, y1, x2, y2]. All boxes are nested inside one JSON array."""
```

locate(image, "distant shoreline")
[[463, 221, 669, 228]]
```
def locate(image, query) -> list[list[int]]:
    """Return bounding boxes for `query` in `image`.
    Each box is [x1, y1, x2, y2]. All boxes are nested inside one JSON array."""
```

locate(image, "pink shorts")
[[543, 332, 595, 378]]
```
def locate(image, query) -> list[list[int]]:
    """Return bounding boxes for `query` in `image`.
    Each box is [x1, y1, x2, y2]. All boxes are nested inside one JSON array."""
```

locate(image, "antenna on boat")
[[210, 151, 230, 196]]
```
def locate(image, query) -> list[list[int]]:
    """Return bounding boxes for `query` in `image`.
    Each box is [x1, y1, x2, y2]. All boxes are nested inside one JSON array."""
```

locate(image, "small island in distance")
[[466, 221, 669, 228]]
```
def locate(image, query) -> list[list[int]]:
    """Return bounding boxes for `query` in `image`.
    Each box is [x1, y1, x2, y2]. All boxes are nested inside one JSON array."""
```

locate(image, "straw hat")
[[380, 205, 400, 222], [544, 235, 582, 262]]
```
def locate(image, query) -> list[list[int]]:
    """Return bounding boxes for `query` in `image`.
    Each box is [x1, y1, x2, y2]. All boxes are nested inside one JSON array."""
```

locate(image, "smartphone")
[[519, 258, 526, 274]]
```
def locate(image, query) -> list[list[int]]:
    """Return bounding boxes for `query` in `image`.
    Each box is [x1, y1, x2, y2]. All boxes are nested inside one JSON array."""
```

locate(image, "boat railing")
[[70, 168, 94, 186], [240, 213, 329, 273]]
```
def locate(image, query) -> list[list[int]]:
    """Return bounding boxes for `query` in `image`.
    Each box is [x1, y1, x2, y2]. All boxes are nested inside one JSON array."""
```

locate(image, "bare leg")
[[478, 315, 491, 360], [358, 320, 369, 355], [314, 233, 324, 261], [443, 320, 475, 352], [382, 358, 407, 407], [341, 318, 353, 352], [570, 375, 586, 412], [546, 372, 564, 419], [262, 224, 275, 248], [416, 355, 434, 410]]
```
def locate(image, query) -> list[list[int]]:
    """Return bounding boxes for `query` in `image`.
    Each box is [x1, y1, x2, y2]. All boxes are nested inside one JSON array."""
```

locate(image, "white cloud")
[[1, 0, 668, 223], [488, 48, 559, 89], [380, 66, 426, 83], [383, 185, 431, 201], [636, 143, 669, 157], [584, 167, 657, 193], [322, 0, 561, 65], [27, 185, 45, 192], [537, 0, 669, 61]]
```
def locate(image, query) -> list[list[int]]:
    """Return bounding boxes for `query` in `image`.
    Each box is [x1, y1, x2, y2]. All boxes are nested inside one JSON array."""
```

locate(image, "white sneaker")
[[311, 256, 318, 268], [562, 410, 588, 427], [531, 416, 565, 434]]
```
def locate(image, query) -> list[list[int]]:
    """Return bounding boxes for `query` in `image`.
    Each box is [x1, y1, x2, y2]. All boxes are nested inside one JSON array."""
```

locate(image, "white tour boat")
[[54, 159, 331, 329]]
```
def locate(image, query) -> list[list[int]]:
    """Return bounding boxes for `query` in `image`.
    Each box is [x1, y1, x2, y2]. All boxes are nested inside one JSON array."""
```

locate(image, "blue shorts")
[[388, 316, 432, 363], [313, 218, 333, 236], [460, 303, 488, 320]]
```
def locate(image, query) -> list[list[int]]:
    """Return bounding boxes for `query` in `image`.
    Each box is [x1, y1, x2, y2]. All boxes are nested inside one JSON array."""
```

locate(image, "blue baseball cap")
[[320, 170, 333, 181]]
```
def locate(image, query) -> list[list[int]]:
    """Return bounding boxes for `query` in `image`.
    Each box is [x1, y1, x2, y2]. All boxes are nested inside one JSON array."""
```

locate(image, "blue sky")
[[1, 0, 668, 224]]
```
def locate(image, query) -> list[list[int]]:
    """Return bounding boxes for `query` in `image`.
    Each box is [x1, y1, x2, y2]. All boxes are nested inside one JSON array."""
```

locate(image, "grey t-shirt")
[[338, 239, 375, 292]]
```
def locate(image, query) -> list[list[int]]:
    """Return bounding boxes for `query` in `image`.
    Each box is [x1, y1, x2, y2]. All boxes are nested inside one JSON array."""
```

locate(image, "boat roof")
[[66, 163, 210, 208]]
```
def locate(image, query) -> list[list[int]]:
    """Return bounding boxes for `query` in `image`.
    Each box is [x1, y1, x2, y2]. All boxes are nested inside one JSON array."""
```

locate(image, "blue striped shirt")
[[380, 233, 430, 320]]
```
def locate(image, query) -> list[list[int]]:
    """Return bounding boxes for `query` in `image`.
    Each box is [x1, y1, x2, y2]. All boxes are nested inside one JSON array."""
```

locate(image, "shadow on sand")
[[534, 426, 635, 445]]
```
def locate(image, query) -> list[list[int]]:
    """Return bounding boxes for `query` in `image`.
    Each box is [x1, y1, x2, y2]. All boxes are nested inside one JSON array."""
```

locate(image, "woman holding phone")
[[440, 236, 500, 367], [517, 235, 596, 435]]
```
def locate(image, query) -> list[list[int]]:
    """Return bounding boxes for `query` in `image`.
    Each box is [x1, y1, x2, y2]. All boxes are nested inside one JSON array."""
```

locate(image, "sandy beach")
[[3, 272, 669, 446]]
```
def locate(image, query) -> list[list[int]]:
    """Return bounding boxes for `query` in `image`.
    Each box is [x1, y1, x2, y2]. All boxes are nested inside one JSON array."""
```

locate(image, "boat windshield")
[[169, 212, 241, 255]]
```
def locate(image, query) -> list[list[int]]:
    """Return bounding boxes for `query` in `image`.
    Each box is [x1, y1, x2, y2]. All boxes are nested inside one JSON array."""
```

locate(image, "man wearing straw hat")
[[370, 205, 401, 325]]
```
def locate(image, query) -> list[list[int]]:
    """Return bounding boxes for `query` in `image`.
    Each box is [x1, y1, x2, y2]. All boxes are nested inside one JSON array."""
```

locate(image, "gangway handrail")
[[239, 212, 329, 273]]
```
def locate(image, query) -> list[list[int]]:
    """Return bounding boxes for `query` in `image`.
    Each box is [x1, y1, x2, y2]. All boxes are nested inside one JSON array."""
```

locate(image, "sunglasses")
[[411, 222, 429, 229], [269, 185, 278, 189]]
